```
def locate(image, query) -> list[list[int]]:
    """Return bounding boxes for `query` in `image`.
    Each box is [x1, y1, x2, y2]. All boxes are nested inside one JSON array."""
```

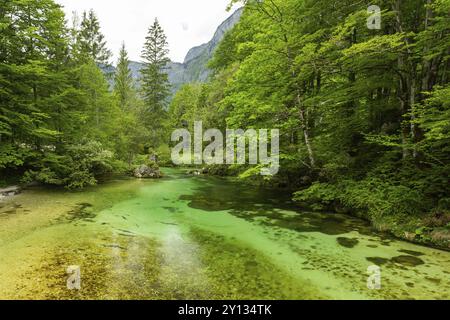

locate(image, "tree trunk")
[[297, 95, 315, 168], [409, 76, 418, 158]]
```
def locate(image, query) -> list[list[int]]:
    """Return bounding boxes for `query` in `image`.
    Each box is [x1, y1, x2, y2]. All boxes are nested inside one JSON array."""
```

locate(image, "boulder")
[[187, 168, 209, 176], [133, 165, 162, 179], [200, 167, 209, 174], [0, 186, 21, 197], [187, 169, 203, 176], [149, 154, 158, 163]]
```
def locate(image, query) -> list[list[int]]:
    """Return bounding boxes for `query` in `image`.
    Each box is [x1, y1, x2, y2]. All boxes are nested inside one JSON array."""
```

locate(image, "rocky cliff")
[[106, 8, 243, 94]]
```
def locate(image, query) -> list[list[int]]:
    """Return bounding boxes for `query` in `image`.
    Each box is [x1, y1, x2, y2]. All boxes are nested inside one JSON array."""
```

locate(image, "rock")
[[187, 169, 202, 176], [0, 186, 21, 199], [149, 154, 158, 163], [366, 257, 389, 265], [337, 237, 359, 248], [391, 255, 425, 267], [133, 165, 162, 179], [404, 232, 416, 241], [200, 167, 209, 174], [398, 249, 424, 257]]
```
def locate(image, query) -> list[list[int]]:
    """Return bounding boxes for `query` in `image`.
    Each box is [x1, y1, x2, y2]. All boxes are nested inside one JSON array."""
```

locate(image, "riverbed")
[[0, 168, 449, 299]]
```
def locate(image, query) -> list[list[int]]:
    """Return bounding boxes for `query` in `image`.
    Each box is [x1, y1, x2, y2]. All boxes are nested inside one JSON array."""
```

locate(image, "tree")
[[0, 0, 70, 173], [114, 42, 134, 110], [179, 0, 450, 243], [76, 9, 112, 65], [0, 0, 128, 188], [112, 42, 147, 165], [140, 18, 171, 146]]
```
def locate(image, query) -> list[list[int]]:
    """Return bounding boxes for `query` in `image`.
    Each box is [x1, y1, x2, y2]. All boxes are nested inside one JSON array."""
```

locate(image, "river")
[[0, 168, 448, 299]]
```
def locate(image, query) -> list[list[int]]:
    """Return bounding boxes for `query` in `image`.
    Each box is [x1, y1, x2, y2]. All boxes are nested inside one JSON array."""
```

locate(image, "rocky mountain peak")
[[105, 8, 243, 95]]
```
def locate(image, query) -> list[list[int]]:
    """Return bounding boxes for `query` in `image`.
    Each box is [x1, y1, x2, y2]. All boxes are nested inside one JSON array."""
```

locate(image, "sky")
[[56, 0, 240, 64]]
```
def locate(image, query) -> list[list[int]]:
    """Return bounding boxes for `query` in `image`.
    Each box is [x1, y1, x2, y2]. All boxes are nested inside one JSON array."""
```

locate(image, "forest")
[[0, 1, 167, 189], [1, 0, 449, 249], [168, 0, 450, 247]]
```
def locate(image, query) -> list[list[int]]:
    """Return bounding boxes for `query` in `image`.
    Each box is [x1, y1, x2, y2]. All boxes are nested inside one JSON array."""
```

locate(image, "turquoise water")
[[0, 168, 449, 299]]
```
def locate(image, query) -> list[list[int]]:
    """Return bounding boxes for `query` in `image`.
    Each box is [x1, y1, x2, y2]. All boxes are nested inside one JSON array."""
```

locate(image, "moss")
[[188, 228, 326, 299], [336, 237, 359, 248]]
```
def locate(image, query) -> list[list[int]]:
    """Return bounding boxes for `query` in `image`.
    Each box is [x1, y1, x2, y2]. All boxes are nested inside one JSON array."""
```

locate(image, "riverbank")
[[3, 166, 449, 252], [0, 186, 21, 201], [184, 166, 450, 252]]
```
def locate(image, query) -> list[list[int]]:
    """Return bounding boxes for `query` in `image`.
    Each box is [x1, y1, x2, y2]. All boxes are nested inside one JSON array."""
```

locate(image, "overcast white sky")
[[56, 0, 239, 64]]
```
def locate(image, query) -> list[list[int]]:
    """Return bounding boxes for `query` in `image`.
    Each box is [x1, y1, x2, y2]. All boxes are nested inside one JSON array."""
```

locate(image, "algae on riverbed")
[[0, 169, 449, 300]]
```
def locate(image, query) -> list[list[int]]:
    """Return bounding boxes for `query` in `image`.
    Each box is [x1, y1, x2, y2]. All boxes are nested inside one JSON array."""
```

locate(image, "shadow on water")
[[178, 176, 376, 237], [55, 202, 97, 224], [366, 255, 425, 267]]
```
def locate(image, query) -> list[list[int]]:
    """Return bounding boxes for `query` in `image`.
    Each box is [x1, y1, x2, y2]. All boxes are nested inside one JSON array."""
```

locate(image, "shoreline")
[[0, 186, 21, 201], [2, 173, 449, 252]]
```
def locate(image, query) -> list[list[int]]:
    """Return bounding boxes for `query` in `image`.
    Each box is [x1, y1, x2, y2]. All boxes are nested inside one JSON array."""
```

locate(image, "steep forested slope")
[[167, 0, 450, 248]]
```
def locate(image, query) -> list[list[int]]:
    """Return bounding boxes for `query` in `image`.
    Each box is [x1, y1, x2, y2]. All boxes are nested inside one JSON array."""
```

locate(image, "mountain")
[[179, 7, 243, 83], [106, 8, 243, 94]]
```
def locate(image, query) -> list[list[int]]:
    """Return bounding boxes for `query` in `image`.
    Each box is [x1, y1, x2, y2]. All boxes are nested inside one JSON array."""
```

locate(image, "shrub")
[[294, 178, 425, 219], [22, 140, 117, 189]]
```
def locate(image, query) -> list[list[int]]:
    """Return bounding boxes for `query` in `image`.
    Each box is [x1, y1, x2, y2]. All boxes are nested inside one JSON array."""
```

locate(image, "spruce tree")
[[77, 9, 112, 65], [140, 18, 171, 140], [114, 42, 134, 110]]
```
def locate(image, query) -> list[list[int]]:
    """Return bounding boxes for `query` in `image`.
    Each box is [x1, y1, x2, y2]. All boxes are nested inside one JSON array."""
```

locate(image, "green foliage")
[[0, 2, 150, 189], [1, 0, 449, 248], [22, 140, 116, 189], [294, 183, 341, 212], [74, 9, 112, 65], [140, 18, 170, 147], [294, 178, 425, 221], [132, 155, 160, 169], [166, 0, 450, 245], [114, 43, 135, 110], [0, 143, 33, 169]]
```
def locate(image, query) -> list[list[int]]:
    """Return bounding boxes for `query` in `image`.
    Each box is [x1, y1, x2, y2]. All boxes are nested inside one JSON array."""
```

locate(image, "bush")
[[293, 182, 340, 211], [294, 178, 425, 219], [131, 154, 159, 168], [22, 140, 117, 189]]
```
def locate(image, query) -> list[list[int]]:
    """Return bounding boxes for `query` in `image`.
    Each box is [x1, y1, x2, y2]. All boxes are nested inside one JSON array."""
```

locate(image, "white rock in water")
[[0, 186, 21, 198], [133, 165, 162, 179]]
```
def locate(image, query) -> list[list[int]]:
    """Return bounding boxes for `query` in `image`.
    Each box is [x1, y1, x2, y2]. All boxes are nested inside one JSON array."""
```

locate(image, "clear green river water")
[[0, 168, 449, 300]]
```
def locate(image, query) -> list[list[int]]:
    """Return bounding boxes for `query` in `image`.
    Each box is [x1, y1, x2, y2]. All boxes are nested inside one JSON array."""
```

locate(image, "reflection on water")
[[0, 169, 449, 300]]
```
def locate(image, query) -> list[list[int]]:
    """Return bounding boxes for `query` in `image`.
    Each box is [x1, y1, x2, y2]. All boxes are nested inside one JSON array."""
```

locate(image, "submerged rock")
[[366, 257, 390, 265], [366, 255, 425, 268], [133, 164, 162, 179], [398, 249, 424, 257], [337, 237, 359, 248], [391, 255, 425, 267]]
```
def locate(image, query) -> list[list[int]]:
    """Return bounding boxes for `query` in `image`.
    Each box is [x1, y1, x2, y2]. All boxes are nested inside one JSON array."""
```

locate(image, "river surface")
[[0, 168, 449, 300]]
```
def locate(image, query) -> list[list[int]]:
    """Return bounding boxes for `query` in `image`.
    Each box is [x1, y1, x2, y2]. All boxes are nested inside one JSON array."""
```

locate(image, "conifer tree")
[[77, 9, 112, 65], [114, 42, 134, 110], [140, 18, 171, 138]]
